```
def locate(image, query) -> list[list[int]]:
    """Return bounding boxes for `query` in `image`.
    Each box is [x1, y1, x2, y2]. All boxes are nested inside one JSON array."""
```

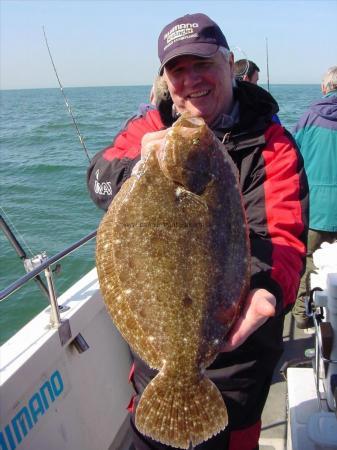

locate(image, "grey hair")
[[322, 66, 337, 93], [218, 46, 235, 86], [218, 46, 232, 62]]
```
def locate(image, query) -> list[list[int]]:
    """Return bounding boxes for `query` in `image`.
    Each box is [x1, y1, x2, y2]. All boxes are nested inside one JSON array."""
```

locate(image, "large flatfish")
[[96, 115, 250, 449]]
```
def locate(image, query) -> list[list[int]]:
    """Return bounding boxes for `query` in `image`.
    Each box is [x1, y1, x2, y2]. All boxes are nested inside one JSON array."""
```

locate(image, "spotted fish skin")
[[96, 115, 250, 448]]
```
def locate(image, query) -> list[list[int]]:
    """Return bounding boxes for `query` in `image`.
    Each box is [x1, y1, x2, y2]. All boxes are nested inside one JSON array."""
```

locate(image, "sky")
[[1, 0, 336, 90]]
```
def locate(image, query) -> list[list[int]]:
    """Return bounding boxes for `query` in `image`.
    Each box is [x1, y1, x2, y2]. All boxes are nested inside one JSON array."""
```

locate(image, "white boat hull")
[[0, 268, 133, 450]]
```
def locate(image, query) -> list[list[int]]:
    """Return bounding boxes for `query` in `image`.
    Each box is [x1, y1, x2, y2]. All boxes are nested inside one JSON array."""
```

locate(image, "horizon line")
[[1, 82, 321, 92]]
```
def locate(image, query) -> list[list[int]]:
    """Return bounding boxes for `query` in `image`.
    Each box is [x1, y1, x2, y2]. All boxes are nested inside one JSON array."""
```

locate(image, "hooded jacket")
[[293, 91, 337, 231]]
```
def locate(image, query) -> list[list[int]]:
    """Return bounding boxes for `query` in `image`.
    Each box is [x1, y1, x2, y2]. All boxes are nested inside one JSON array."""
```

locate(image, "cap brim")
[[159, 43, 219, 74]]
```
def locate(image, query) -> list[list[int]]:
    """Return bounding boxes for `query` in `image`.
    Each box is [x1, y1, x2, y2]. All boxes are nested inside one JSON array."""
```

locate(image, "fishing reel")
[[23, 251, 48, 272], [23, 252, 61, 275]]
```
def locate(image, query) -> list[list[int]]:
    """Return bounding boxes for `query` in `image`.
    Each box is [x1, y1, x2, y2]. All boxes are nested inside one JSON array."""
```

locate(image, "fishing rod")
[[1, 31, 93, 304], [43, 26, 91, 163], [265, 37, 270, 92]]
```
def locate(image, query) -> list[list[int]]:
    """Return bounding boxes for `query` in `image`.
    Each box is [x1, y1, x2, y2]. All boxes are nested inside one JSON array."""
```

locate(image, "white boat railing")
[[1, 230, 97, 345]]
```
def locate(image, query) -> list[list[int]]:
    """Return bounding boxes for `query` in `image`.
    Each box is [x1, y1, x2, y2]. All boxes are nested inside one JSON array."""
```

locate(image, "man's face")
[[163, 51, 234, 125]]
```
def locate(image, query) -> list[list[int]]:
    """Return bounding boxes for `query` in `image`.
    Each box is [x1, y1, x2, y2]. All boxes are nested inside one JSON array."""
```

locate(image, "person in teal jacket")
[[292, 66, 337, 328]]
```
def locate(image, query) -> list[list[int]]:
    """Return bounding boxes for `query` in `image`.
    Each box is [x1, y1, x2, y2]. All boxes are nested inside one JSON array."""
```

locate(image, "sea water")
[[0, 84, 321, 344]]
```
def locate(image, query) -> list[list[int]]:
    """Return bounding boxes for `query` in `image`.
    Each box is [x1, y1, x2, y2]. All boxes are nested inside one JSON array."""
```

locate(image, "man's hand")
[[132, 129, 168, 176], [221, 288, 276, 352], [140, 129, 168, 159]]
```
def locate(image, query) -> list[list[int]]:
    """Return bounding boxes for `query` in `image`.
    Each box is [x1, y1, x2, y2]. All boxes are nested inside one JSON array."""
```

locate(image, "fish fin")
[[135, 371, 228, 449], [175, 186, 208, 210], [96, 211, 162, 369], [96, 262, 161, 369]]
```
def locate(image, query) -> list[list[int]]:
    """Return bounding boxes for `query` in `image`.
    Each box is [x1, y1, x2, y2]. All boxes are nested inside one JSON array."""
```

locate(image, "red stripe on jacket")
[[229, 420, 261, 450], [103, 110, 164, 161], [262, 124, 306, 309]]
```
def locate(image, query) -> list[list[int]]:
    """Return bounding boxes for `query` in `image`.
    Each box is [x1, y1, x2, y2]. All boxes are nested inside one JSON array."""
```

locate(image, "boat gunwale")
[[0, 230, 97, 302]]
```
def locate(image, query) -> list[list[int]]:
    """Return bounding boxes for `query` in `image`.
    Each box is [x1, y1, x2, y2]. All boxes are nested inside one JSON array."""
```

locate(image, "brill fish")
[[96, 115, 250, 448]]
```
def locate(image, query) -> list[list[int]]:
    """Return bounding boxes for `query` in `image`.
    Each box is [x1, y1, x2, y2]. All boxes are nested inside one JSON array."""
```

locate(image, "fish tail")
[[135, 370, 228, 449]]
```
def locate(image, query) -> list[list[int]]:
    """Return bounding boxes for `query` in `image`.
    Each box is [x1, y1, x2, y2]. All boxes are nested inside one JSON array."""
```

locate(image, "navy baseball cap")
[[158, 13, 229, 74]]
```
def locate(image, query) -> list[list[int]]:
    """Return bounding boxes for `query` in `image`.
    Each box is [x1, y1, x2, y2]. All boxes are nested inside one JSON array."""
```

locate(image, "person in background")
[[138, 76, 173, 123], [234, 59, 260, 84], [87, 13, 308, 450], [292, 66, 337, 329], [234, 58, 281, 124], [137, 82, 157, 116]]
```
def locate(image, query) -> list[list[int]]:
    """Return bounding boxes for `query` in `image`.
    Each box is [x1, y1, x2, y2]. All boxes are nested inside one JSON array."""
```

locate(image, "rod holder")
[[44, 266, 61, 327], [72, 333, 90, 353]]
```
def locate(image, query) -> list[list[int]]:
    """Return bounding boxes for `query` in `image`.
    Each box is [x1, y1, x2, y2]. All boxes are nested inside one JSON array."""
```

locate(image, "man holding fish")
[[88, 13, 308, 450]]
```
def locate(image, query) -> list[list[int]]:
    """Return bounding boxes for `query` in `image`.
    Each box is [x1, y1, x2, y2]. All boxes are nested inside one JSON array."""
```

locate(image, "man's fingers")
[[221, 291, 276, 352], [140, 129, 168, 160], [221, 313, 268, 352], [222, 317, 246, 350], [256, 299, 276, 317], [141, 129, 168, 147]]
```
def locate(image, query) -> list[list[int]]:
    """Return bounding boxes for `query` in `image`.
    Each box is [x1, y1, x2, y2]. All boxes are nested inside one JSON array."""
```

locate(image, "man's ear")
[[228, 51, 235, 76]]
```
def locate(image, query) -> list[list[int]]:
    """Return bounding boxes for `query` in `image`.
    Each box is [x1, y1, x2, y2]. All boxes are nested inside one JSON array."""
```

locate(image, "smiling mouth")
[[188, 90, 210, 99]]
